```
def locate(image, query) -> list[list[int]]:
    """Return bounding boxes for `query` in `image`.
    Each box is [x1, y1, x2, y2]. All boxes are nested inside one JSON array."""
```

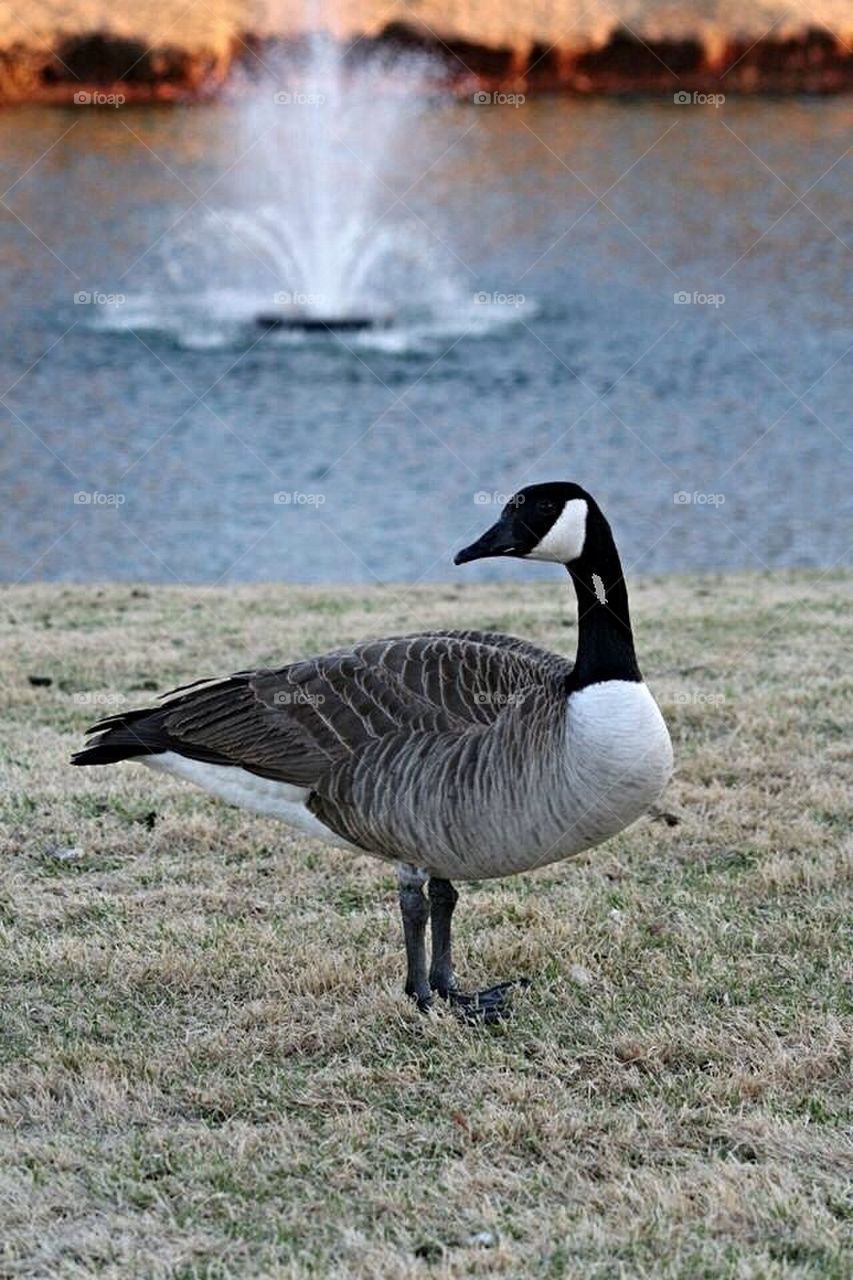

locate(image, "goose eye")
[[538, 500, 557, 515]]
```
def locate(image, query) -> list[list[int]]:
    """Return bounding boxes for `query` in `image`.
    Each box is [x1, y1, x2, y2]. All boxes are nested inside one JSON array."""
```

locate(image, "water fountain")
[[252, 33, 429, 333], [149, 32, 462, 343], [90, 26, 530, 351]]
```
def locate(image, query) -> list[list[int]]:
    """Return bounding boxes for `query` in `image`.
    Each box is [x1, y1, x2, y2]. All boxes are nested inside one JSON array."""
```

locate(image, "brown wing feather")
[[77, 630, 572, 787]]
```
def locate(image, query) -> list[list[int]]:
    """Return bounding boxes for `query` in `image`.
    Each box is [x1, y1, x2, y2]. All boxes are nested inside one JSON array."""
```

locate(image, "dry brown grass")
[[1, 572, 851, 1279]]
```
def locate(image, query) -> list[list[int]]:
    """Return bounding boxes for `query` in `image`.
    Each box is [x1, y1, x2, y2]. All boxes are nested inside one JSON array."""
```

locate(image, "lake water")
[[1, 96, 851, 583]]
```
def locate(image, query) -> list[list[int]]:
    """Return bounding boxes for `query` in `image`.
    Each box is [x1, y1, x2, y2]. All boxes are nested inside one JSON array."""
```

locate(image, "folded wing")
[[72, 630, 572, 789]]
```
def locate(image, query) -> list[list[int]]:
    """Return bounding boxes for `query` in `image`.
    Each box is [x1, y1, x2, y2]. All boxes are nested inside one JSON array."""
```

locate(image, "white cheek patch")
[[525, 498, 588, 564]]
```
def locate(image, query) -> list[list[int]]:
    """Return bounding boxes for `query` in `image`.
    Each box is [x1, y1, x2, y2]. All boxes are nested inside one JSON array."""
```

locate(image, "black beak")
[[454, 518, 518, 566]]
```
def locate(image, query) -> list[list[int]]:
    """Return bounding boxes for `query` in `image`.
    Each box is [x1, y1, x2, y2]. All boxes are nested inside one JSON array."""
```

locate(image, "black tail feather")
[[71, 740, 160, 766], [72, 704, 167, 767], [72, 679, 249, 768]]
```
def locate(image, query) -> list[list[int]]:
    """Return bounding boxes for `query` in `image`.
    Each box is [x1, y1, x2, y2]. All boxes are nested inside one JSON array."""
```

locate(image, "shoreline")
[[1, 25, 852, 104]]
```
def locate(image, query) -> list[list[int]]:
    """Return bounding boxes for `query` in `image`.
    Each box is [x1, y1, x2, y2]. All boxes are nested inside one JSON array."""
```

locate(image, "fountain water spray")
[[161, 31, 460, 338], [96, 26, 528, 351]]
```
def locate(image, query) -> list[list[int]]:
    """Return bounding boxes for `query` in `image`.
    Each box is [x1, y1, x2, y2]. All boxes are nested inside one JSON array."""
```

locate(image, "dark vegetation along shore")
[[1, 22, 851, 104]]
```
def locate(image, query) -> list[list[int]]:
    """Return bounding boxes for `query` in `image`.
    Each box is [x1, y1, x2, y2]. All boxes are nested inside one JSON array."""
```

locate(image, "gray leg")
[[400, 865, 528, 1023], [428, 878, 458, 997], [398, 864, 431, 1010], [430, 877, 529, 1024]]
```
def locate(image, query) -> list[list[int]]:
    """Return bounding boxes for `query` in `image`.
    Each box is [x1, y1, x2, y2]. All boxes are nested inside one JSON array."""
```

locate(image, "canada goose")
[[73, 482, 672, 1020]]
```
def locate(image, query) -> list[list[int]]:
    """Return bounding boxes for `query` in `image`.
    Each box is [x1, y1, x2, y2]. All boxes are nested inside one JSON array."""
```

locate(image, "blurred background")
[[1, 1, 850, 583]]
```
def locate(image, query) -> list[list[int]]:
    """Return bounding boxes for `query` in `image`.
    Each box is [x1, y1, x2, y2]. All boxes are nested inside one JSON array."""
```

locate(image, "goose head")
[[454, 483, 594, 567]]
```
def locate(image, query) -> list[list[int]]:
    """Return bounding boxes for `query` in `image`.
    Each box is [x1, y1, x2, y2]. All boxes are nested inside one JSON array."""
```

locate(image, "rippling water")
[[1, 96, 850, 583]]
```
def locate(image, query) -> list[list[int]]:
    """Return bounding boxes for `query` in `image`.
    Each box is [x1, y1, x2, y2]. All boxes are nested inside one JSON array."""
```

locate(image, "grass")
[[0, 572, 851, 1279]]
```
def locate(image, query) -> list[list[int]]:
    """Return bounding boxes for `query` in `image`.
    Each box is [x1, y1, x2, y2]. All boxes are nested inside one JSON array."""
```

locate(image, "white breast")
[[420, 680, 673, 881], [557, 680, 673, 851]]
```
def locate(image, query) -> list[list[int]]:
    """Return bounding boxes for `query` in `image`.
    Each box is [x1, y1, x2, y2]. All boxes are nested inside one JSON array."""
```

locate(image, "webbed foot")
[[446, 978, 530, 1024]]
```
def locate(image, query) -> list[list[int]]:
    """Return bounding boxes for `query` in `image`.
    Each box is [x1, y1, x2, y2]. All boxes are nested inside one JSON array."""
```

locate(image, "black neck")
[[565, 509, 641, 691]]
